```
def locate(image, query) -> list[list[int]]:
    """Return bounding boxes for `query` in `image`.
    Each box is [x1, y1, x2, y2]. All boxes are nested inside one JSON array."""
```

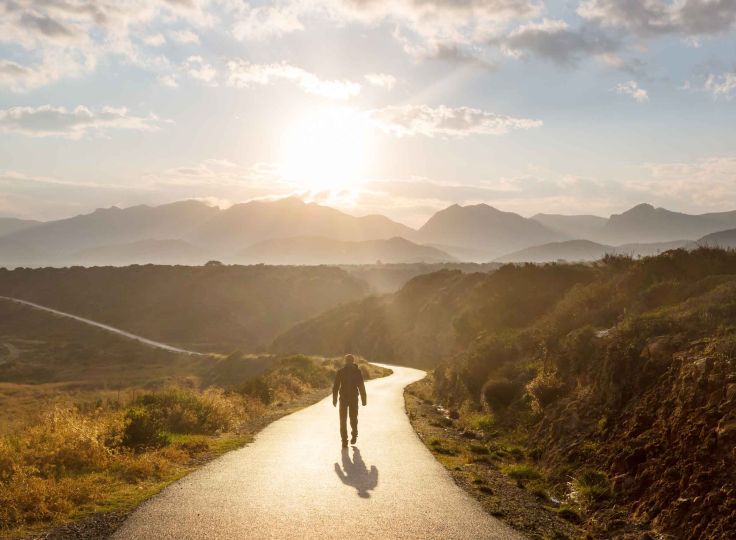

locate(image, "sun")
[[280, 108, 370, 192]]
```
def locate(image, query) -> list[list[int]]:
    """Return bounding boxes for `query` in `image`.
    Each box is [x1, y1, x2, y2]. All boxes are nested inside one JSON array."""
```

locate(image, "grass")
[[570, 469, 610, 506], [503, 463, 542, 481], [463, 412, 495, 433], [0, 355, 391, 536]]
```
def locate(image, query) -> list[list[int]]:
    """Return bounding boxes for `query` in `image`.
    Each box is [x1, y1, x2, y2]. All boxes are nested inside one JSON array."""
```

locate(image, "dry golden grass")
[[0, 355, 391, 535]]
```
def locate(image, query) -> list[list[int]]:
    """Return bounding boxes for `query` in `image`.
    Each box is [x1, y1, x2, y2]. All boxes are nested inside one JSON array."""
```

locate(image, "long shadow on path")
[[334, 447, 378, 499]]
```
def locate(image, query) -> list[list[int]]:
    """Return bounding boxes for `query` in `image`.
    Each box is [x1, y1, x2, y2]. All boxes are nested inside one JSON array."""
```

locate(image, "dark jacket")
[[332, 364, 367, 405]]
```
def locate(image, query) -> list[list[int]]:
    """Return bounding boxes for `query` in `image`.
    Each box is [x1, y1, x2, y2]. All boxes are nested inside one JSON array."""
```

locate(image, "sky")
[[0, 0, 735, 227]]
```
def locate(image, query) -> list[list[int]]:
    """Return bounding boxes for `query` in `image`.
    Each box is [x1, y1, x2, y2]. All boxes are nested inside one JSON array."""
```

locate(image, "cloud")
[[631, 156, 736, 210], [501, 18, 618, 65], [170, 29, 200, 44], [185, 55, 216, 82], [578, 0, 736, 38], [0, 0, 216, 91], [231, 3, 304, 40], [704, 71, 736, 99], [0, 105, 163, 139], [143, 33, 167, 46], [615, 80, 649, 102], [364, 73, 397, 90], [227, 60, 361, 100], [225, 0, 541, 62], [368, 104, 542, 138]]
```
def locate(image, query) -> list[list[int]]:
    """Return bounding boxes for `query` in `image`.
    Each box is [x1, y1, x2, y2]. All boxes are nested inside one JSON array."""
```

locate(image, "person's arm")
[[358, 370, 367, 406], [332, 371, 341, 406]]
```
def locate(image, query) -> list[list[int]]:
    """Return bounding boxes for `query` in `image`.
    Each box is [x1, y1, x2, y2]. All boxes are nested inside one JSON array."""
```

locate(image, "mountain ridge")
[[5, 199, 736, 266]]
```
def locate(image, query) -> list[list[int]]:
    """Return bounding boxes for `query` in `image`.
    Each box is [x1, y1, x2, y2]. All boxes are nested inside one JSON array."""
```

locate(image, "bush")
[[122, 406, 169, 450], [131, 388, 245, 436], [0, 466, 100, 529], [482, 378, 522, 411], [238, 376, 273, 405], [278, 355, 334, 388], [526, 370, 564, 411], [17, 407, 119, 477]]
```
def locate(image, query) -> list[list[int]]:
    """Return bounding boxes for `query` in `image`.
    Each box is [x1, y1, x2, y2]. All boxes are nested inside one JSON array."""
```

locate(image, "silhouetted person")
[[334, 447, 378, 498], [332, 354, 366, 447]]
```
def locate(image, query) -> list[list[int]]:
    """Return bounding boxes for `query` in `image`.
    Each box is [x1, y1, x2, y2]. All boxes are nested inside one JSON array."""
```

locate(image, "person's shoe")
[[350, 434, 357, 445], [342, 440, 348, 448]]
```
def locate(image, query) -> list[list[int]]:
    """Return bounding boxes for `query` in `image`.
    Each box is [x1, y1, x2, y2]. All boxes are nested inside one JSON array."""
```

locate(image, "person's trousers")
[[339, 397, 358, 442]]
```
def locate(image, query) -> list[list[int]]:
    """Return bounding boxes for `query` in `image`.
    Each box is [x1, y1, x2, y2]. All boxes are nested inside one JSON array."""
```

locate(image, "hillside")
[[276, 248, 736, 538], [0, 299, 233, 432], [0, 265, 370, 352], [697, 228, 736, 248], [495, 239, 610, 263], [272, 264, 593, 367], [344, 262, 500, 294], [415, 203, 562, 257], [495, 239, 690, 263], [236, 236, 454, 265]]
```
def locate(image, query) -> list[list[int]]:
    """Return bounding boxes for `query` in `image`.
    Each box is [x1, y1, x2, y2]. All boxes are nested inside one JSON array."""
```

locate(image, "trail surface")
[[0, 296, 204, 356], [114, 365, 523, 539]]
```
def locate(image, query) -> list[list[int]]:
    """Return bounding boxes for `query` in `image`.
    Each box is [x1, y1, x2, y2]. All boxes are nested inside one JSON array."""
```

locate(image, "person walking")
[[332, 354, 367, 448]]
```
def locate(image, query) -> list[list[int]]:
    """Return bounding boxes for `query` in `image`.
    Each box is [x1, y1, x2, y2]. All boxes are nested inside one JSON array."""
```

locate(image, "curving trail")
[[113, 365, 524, 540], [0, 296, 204, 356]]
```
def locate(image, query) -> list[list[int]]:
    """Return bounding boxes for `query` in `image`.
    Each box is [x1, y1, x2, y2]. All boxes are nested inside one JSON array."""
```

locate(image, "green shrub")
[[571, 468, 610, 505], [464, 412, 495, 433], [504, 463, 542, 480], [526, 370, 564, 410], [122, 406, 169, 450], [131, 387, 244, 436], [482, 378, 522, 411], [238, 376, 273, 405], [278, 355, 333, 388]]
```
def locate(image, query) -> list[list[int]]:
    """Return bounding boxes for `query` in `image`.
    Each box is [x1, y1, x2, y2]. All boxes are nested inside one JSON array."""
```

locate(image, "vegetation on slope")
[[0, 265, 369, 352], [277, 248, 736, 538], [434, 249, 736, 538], [273, 263, 591, 368]]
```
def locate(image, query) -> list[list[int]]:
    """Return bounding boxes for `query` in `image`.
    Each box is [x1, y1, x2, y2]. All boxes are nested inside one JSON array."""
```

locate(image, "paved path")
[[114, 365, 524, 539], [0, 296, 204, 356]]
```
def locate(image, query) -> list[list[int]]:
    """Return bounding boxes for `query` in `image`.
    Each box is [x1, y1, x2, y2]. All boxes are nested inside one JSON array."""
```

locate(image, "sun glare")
[[280, 108, 371, 192]]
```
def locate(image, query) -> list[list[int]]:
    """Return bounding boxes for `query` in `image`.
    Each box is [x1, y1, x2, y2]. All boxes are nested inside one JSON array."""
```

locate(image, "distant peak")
[[627, 203, 656, 213]]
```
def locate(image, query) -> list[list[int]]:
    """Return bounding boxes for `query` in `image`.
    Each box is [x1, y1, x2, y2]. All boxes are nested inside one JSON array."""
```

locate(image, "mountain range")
[[2, 198, 736, 267]]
